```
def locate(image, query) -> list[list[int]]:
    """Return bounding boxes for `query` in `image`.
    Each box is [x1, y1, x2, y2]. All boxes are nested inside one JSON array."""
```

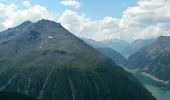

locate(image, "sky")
[[0, 0, 170, 41]]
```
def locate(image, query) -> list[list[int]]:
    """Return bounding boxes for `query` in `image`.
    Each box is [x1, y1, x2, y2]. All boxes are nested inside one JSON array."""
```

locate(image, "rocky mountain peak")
[[33, 19, 62, 29]]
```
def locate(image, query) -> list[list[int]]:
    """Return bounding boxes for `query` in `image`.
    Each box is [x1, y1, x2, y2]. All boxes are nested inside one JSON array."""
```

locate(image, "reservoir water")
[[132, 71, 170, 100]]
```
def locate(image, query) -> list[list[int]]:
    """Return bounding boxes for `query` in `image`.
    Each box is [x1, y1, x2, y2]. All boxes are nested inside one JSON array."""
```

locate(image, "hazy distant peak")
[[157, 36, 170, 43], [132, 39, 143, 43], [5, 20, 32, 31], [22, 20, 32, 25], [101, 39, 128, 43]]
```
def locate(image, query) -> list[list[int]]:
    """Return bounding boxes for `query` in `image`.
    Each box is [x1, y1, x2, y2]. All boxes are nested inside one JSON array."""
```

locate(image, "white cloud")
[[1, 0, 170, 41], [92, 30, 120, 41], [0, 3, 57, 31], [58, 10, 120, 40], [58, 0, 170, 41], [58, 10, 95, 37], [59, 0, 80, 8], [22, 1, 31, 7], [92, 17, 120, 41], [118, 0, 170, 40]]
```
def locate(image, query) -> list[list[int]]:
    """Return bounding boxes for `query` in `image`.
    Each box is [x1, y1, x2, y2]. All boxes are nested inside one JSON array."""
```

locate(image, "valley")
[[0, 1, 170, 99], [84, 35, 170, 100]]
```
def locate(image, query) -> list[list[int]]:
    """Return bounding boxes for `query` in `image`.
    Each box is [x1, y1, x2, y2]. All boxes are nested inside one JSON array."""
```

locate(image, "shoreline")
[[122, 67, 169, 85], [142, 72, 169, 85]]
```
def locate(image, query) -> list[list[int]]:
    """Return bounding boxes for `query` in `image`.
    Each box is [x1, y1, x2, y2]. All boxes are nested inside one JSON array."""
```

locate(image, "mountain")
[[100, 39, 129, 52], [0, 19, 156, 100], [0, 91, 38, 100], [82, 38, 127, 64], [82, 38, 129, 53], [120, 39, 156, 58], [82, 38, 156, 58], [81, 38, 107, 48], [0, 21, 32, 43], [97, 48, 127, 65], [127, 36, 170, 84]]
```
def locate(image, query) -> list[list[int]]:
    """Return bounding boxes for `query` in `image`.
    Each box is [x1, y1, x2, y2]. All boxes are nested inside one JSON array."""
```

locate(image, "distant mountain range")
[[121, 39, 156, 58], [100, 39, 129, 52], [82, 38, 129, 51], [127, 36, 170, 84], [0, 19, 156, 100], [82, 38, 127, 65], [82, 38, 156, 58]]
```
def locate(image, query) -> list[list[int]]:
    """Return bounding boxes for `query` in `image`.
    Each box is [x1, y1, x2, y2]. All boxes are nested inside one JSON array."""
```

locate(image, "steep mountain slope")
[[97, 48, 127, 65], [82, 38, 127, 64], [0, 92, 38, 100], [0, 19, 156, 100], [127, 36, 170, 83], [121, 39, 156, 58]]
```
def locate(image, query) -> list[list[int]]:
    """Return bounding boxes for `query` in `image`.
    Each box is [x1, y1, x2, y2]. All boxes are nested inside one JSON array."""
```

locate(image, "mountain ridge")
[[82, 38, 128, 65]]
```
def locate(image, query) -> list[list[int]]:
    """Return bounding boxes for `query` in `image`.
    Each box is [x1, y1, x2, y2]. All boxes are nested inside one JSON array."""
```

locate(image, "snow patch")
[[48, 36, 54, 39]]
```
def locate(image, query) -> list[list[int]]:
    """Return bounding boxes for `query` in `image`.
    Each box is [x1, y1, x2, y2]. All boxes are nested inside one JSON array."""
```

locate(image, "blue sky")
[[0, 0, 170, 41], [74, 0, 137, 19], [1, 0, 137, 19]]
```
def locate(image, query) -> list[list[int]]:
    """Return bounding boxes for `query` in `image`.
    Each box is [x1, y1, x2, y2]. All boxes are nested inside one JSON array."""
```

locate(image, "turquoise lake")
[[133, 72, 170, 100]]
